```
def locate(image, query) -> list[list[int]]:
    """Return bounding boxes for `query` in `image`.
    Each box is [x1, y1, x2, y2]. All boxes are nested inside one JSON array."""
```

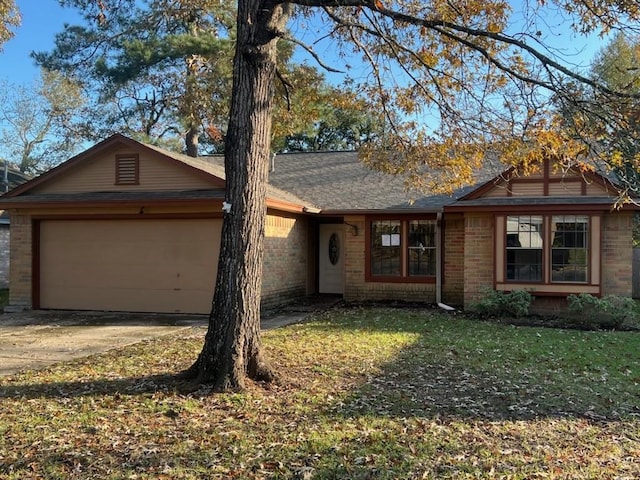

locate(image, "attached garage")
[[37, 218, 221, 314], [0, 134, 314, 313]]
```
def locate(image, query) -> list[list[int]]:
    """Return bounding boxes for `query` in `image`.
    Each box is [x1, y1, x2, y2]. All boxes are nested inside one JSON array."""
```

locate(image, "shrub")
[[472, 289, 532, 318], [566, 293, 638, 330]]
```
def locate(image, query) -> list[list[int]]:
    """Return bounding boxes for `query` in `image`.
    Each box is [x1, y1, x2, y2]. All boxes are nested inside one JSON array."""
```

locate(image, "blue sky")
[[0, 1, 81, 84], [1, 1, 610, 87]]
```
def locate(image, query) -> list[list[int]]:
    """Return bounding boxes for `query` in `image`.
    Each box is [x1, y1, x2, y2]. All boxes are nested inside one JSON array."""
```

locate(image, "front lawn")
[[0, 307, 638, 479]]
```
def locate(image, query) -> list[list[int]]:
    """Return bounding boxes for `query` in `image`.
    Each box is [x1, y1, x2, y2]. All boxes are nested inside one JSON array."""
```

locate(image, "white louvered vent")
[[115, 155, 139, 185]]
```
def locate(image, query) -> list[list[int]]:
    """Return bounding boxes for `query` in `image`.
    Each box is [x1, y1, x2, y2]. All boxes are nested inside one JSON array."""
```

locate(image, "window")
[[551, 215, 588, 283], [369, 218, 437, 281], [506, 215, 543, 281], [502, 214, 590, 285], [371, 220, 401, 276], [115, 154, 139, 185], [408, 220, 436, 276]]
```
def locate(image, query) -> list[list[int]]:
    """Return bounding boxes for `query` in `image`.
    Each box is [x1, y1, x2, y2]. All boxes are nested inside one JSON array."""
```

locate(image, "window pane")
[[551, 215, 588, 283], [371, 220, 401, 275], [408, 220, 436, 276], [506, 216, 543, 282]]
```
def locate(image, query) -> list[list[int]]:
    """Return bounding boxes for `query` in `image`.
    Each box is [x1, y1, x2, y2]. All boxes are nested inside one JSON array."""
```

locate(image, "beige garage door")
[[39, 219, 221, 314]]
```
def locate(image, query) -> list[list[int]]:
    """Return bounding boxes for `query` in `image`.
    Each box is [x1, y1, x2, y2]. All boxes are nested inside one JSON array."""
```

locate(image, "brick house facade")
[[0, 134, 636, 314]]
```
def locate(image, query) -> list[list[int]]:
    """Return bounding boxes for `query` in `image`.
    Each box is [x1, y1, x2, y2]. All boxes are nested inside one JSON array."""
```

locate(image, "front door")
[[319, 224, 345, 294]]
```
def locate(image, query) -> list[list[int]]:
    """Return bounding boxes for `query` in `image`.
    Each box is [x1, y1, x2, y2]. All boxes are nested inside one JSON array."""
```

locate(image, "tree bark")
[[182, 0, 290, 390], [185, 124, 199, 158]]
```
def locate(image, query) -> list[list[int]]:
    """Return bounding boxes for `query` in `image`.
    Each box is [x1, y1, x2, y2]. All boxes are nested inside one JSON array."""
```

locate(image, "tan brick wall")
[[601, 211, 633, 296], [7, 212, 32, 310], [344, 215, 366, 301], [261, 213, 309, 308], [463, 213, 494, 309], [442, 214, 464, 306], [0, 225, 9, 289]]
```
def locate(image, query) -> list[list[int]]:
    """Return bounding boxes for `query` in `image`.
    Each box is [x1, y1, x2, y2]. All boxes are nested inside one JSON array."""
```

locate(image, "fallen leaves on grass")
[[0, 308, 638, 479]]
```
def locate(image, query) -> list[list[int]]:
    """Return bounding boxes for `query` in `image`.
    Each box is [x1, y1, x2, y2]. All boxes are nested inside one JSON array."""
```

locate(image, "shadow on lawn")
[[0, 372, 190, 399], [1, 308, 638, 479], [0, 305, 637, 424]]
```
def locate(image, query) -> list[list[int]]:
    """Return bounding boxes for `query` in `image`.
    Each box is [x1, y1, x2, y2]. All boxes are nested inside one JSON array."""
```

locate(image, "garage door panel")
[[39, 219, 221, 314]]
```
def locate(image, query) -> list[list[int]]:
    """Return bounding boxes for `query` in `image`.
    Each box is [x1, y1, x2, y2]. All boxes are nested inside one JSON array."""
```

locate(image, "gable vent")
[[115, 154, 139, 185]]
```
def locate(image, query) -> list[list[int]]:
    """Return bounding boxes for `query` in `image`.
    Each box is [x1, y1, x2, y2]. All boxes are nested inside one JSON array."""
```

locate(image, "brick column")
[[601, 212, 633, 296], [6, 213, 33, 311], [463, 213, 494, 309]]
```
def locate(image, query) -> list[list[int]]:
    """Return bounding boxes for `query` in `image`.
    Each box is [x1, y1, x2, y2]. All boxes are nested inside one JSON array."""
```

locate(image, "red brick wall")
[[343, 215, 367, 301]]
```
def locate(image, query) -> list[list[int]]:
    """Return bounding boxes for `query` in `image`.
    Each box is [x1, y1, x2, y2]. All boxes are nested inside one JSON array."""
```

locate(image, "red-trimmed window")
[[506, 215, 543, 282], [368, 217, 436, 282], [503, 214, 590, 284], [371, 220, 402, 276], [551, 215, 589, 283]]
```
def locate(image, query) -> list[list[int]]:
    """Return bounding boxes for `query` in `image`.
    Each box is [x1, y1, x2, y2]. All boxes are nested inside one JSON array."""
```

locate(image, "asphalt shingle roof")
[[262, 151, 485, 212]]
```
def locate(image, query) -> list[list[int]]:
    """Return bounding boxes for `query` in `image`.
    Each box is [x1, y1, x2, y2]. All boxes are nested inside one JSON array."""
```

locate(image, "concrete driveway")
[[0, 310, 207, 376], [0, 297, 340, 376]]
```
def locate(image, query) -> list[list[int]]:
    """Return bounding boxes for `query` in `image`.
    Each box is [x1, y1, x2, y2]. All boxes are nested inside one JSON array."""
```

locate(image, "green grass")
[[0, 307, 639, 479]]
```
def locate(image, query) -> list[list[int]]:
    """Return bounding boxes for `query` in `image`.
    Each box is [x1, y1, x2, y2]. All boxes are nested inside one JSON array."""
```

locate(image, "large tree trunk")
[[182, 0, 290, 390]]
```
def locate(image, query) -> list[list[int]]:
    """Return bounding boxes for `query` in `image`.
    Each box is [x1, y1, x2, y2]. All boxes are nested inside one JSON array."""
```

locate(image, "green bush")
[[566, 293, 638, 330], [472, 289, 532, 318]]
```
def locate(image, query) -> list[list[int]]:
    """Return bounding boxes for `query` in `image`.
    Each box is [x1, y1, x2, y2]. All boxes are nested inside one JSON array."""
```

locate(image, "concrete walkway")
[[0, 296, 341, 376]]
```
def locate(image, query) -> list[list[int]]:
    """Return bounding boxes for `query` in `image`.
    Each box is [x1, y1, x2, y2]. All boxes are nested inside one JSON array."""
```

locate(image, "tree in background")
[[37, 0, 379, 156], [0, 69, 86, 173], [71, 0, 639, 390], [591, 33, 640, 197], [555, 32, 640, 199], [584, 33, 640, 244], [0, 0, 20, 50], [36, 0, 236, 157], [278, 83, 382, 152]]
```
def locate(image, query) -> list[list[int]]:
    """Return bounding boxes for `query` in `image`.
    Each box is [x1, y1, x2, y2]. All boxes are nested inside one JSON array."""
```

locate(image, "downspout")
[[436, 211, 455, 311]]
